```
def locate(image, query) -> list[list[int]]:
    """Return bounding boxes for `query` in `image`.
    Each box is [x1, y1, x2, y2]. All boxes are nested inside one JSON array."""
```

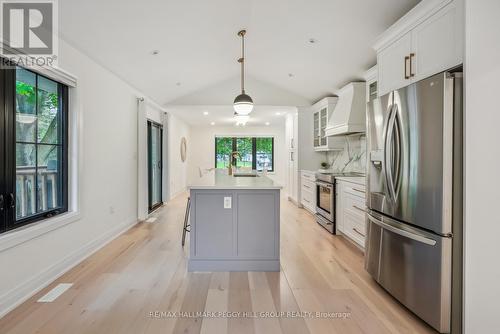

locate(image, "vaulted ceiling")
[[59, 0, 419, 106]]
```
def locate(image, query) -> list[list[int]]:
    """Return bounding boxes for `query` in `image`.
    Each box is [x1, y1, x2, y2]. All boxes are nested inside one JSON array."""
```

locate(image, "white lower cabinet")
[[300, 171, 316, 213], [336, 180, 366, 249]]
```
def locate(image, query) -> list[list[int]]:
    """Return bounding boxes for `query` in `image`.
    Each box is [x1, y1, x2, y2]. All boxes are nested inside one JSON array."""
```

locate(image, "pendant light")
[[233, 29, 253, 115]]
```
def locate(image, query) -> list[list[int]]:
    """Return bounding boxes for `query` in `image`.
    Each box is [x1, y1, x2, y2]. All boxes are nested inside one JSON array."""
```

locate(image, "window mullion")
[[252, 138, 256, 170]]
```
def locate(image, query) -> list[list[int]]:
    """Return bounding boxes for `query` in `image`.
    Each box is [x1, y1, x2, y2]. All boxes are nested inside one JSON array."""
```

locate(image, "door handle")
[[404, 55, 410, 79], [384, 105, 397, 202], [387, 105, 399, 202], [0, 194, 4, 211], [409, 53, 415, 77], [8, 193, 15, 209], [367, 212, 437, 246]]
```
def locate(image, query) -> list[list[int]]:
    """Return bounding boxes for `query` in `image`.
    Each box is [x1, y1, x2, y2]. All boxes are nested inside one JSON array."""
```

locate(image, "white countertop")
[[189, 169, 282, 190], [335, 176, 366, 186]]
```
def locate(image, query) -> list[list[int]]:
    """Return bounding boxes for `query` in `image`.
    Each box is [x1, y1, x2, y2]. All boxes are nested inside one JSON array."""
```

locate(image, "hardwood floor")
[[0, 193, 437, 334]]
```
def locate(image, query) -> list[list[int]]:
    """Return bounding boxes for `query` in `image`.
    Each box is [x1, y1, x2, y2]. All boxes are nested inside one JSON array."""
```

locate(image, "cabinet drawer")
[[342, 184, 366, 198], [301, 171, 315, 181], [301, 188, 315, 211], [301, 188, 314, 203], [343, 193, 366, 218], [343, 211, 366, 248], [301, 179, 315, 192]]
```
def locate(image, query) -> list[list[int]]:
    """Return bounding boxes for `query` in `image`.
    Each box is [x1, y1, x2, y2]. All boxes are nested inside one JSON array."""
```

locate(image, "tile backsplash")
[[325, 135, 367, 174]]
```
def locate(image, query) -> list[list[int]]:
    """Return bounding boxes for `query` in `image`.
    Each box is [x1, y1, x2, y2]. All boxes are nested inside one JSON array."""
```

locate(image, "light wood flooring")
[[0, 193, 437, 334]]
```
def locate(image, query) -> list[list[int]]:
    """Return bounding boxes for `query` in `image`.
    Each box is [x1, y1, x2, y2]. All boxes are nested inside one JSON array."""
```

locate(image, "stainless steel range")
[[315, 172, 363, 234]]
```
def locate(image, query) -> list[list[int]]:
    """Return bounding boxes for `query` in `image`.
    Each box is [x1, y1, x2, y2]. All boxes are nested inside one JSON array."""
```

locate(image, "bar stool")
[[181, 197, 191, 247]]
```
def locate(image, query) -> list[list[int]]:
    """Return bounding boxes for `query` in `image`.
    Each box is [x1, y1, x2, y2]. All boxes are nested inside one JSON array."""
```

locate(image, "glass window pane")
[[256, 137, 273, 171], [37, 145, 62, 212], [38, 76, 60, 144], [149, 126, 162, 207], [16, 143, 36, 219], [236, 137, 252, 170], [16, 68, 37, 142], [215, 137, 232, 168]]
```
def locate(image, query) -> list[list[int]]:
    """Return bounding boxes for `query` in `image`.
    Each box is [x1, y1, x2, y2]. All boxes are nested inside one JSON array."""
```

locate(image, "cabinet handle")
[[351, 188, 365, 194], [303, 198, 310, 203], [353, 228, 366, 238], [409, 53, 415, 77], [290, 152, 294, 162], [303, 185, 311, 189], [404, 55, 410, 79], [353, 205, 367, 213]]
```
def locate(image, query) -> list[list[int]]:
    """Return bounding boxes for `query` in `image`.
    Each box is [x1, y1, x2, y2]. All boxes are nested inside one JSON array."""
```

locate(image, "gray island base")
[[188, 170, 281, 272]]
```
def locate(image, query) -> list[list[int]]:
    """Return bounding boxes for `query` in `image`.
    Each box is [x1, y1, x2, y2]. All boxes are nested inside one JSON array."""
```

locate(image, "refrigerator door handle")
[[392, 109, 402, 197], [384, 105, 397, 202], [367, 212, 437, 246]]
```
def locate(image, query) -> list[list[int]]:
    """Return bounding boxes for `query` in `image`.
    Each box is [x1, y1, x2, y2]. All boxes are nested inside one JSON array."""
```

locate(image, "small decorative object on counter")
[[318, 161, 330, 174]]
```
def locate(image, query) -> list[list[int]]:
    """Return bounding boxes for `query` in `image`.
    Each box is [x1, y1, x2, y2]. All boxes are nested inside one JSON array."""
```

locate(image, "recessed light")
[[151, 50, 160, 55], [203, 111, 209, 116], [265, 122, 270, 126], [308, 38, 317, 44], [288, 73, 294, 78], [275, 112, 281, 116], [210, 122, 215, 126], [176, 82, 181, 86]]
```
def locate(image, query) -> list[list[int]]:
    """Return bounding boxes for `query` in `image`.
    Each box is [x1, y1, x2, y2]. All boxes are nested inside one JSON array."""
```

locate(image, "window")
[[0, 65, 68, 234], [215, 137, 274, 172]]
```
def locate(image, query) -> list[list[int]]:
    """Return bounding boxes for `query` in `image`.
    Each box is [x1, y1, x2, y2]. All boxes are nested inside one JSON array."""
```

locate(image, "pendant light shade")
[[233, 30, 253, 115], [233, 92, 253, 114]]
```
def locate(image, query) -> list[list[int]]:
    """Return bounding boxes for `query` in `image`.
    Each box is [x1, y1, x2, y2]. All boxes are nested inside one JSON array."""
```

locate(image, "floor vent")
[[37, 283, 73, 303]]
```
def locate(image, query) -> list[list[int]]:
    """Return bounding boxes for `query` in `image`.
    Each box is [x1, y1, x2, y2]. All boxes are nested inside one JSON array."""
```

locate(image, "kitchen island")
[[188, 169, 282, 271]]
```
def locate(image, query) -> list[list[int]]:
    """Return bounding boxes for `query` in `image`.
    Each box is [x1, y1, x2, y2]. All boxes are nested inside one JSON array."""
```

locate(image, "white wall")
[[168, 113, 191, 199], [188, 125, 286, 187], [0, 39, 160, 315], [464, 0, 500, 332]]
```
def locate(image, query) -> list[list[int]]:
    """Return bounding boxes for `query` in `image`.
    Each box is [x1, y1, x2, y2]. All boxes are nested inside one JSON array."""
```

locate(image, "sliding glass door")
[[147, 121, 163, 212]]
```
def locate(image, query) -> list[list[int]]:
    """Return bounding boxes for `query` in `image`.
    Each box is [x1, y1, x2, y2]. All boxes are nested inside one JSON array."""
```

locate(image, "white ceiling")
[[166, 105, 294, 128], [59, 0, 419, 107]]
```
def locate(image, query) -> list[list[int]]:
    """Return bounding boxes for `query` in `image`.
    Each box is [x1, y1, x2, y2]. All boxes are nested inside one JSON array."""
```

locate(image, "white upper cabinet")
[[412, 1, 463, 81], [312, 97, 344, 151], [375, 0, 464, 97], [377, 32, 412, 96]]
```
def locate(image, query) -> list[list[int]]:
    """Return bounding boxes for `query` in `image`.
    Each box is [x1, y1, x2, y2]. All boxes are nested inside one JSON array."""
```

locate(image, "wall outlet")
[[224, 197, 232, 209]]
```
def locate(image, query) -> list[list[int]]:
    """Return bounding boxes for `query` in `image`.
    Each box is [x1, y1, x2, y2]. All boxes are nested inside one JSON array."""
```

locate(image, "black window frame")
[[147, 120, 163, 213], [0, 63, 69, 234], [214, 136, 275, 172]]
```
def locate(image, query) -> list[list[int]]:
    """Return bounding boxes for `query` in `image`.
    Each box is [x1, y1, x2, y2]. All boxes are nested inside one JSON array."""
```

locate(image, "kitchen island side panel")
[[188, 189, 280, 271]]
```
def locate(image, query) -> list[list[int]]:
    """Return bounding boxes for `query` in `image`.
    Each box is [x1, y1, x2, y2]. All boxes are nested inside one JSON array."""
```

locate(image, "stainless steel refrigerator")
[[365, 71, 463, 334]]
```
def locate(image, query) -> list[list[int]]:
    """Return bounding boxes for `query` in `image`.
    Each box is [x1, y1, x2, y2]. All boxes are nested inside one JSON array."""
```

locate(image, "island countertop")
[[188, 169, 282, 190]]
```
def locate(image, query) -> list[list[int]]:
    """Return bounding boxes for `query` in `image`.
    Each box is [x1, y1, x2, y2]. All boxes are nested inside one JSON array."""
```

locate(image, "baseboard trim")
[[0, 217, 138, 319], [170, 188, 187, 200]]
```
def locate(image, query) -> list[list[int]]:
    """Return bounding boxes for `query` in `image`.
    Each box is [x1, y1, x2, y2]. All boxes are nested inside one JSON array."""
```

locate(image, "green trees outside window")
[[215, 137, 274, 171]]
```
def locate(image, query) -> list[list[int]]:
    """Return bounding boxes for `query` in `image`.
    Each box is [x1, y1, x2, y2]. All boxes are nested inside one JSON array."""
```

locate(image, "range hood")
[[325, 82, 366, 136]]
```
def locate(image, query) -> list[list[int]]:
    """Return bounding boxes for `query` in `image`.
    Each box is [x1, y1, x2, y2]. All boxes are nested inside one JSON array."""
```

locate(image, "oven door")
[[315, 181, 334, 221]]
